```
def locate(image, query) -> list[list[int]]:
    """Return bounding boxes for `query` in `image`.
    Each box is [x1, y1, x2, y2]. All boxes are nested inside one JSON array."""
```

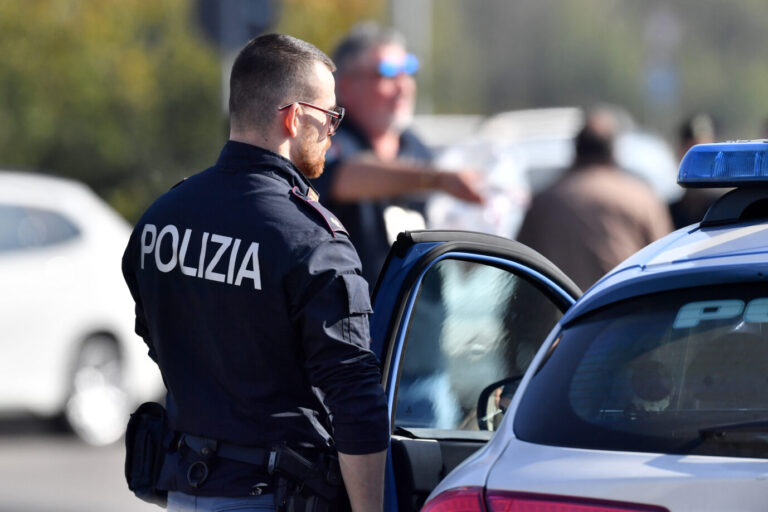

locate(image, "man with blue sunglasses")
[[312, 22, 484, 286]]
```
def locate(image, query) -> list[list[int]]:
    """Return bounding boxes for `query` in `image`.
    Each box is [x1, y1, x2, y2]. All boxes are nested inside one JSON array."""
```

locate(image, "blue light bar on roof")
[[678, 140, 768, 188]]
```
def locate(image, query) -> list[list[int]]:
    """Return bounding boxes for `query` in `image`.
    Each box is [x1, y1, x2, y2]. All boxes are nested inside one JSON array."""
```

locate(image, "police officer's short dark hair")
[[229, 34, 335, 131], [332, 22, 405, 78]]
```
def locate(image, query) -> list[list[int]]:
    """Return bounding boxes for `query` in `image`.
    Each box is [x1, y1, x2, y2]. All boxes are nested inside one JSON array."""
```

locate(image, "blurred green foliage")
[[0, 0, 224, 222], [0, 0, 387, 222], [430, 0, 768, 139], [3, 0, 768, 224], [275, 0, 385, 55]]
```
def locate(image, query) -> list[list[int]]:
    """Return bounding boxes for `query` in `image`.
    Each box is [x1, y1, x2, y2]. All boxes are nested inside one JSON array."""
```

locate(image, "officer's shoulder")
[[289, 186, 348, 238], [169, 167, 213, 191], [169, 177, 188, 189]]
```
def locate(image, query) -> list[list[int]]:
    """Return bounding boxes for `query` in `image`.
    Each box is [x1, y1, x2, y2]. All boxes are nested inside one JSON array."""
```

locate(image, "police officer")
[[122, 34, 389, 512]]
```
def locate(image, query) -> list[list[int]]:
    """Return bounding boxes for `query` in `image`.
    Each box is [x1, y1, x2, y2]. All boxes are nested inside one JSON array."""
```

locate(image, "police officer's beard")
[[295, 131, 329, 179]]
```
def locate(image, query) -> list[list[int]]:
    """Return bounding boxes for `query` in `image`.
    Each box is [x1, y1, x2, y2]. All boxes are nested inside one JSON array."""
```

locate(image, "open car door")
[[370, 231, 581, 512]]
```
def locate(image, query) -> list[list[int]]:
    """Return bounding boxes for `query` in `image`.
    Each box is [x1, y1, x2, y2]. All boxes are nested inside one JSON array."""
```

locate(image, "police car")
[[0, 171, 164, 445], [371, 141, 768, 511]]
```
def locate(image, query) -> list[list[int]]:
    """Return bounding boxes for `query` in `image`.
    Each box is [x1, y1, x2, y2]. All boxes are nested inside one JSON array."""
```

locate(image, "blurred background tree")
[[2, 0, 768, 223], [0, 0, 223, 222], [425, 0, 768, 138], [275, 0, 385, 54]]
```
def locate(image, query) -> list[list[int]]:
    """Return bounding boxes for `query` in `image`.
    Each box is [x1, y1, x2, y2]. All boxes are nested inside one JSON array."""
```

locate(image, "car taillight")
[[421, 487, 487, 512], [485, 491, 669, 512]]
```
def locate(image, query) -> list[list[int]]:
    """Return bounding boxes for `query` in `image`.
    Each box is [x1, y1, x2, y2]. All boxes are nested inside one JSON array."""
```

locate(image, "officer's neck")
[[229, 129, 291, 161]]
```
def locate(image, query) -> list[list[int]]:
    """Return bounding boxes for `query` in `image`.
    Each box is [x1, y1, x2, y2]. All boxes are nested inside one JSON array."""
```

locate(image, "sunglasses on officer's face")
[[377, 53, 420, 78], [278, 101, 346, 135]]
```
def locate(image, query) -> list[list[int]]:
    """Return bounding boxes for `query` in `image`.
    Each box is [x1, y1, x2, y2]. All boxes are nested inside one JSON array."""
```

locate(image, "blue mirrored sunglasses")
[[377, 53, 420, 78]]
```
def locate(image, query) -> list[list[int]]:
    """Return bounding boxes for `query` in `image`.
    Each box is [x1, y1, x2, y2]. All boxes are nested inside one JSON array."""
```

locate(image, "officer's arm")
[[287, 238, 390, 495], [289, 253, 389, 448], [121, 230, 158, 363], [338, 449, 387, 512]]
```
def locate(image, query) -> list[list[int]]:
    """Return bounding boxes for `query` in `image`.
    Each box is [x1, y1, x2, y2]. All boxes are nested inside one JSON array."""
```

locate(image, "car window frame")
[[386, 251, 577, 432], [371, 231, 582, 512]]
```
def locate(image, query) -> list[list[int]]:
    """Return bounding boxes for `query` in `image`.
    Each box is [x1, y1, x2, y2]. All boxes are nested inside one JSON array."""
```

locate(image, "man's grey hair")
[[332, 22, 406, 77]]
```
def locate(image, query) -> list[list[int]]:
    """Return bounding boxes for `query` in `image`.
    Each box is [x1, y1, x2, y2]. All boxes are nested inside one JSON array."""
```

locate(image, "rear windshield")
[[514, 283, 768, 458]]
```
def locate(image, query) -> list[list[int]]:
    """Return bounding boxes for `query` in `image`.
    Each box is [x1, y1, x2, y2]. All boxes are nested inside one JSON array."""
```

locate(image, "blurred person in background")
[[669, 113, 725, 229], [312, 22, 484, 286], [516, 108, 673, 290]]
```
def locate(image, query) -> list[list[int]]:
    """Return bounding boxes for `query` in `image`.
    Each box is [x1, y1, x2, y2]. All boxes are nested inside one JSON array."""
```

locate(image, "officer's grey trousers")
[[167, 491, 276, 511]]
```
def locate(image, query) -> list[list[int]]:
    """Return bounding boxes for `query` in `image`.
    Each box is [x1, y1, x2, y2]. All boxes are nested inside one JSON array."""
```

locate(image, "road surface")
[[0, 419, 156, 512]]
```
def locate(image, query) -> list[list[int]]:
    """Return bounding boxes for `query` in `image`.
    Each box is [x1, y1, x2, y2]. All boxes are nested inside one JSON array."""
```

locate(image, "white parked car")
[[0, 171, 164, 445]]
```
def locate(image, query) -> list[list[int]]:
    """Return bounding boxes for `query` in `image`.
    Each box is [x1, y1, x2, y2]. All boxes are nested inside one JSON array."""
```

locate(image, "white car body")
[[421, 142, 768, 511], [0, 171, 164, 444], [430, 326, 768, 511]]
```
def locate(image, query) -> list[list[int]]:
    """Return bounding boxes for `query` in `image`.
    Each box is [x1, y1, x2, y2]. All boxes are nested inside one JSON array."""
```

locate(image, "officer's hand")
[[436, 168, 485, 204]]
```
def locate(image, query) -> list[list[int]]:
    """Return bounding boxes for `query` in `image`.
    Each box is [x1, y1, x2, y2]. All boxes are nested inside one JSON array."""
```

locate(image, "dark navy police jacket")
[[122, 141, 389, 495]]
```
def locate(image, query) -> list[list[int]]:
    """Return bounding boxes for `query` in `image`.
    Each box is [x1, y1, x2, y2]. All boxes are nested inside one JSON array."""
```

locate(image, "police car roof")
[[562, 140, 768, 324]]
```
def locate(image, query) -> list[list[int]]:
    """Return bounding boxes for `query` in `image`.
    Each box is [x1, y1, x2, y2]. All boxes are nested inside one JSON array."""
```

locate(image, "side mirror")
[[476, 375, 523, 431]]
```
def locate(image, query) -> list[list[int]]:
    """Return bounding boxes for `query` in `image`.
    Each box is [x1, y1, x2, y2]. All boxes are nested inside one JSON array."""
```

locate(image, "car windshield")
[[514, 282, 768, 458]]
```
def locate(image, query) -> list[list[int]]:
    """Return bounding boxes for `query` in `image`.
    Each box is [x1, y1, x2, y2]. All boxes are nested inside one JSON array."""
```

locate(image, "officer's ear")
[[282, 103, 300, 138]]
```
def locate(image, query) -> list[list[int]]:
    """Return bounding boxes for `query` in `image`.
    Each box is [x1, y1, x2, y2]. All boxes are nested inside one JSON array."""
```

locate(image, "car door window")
[[394, 257, 564, 430]]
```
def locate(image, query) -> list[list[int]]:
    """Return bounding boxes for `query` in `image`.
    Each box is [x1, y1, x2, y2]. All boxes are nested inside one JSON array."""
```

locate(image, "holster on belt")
[[267, 445, 347, 512], [177, 435, 346, 511], [124, 402, 172, 506]]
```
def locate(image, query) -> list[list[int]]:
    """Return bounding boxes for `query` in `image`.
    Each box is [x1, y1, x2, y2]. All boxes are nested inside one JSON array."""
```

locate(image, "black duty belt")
[[180, 433, 272, 467], [179, 433, 274, 491], [178, 432, 340, 505]]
